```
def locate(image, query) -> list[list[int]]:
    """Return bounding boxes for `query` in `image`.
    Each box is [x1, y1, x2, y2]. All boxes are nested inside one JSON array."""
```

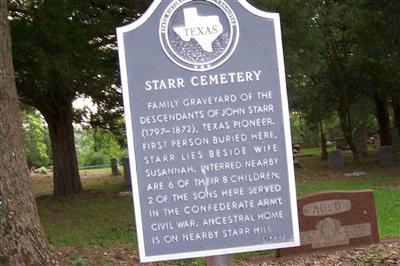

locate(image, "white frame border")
[[116, 0, 300, 263]]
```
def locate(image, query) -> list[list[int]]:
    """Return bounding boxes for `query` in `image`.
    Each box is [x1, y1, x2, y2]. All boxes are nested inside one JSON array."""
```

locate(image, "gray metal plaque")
[[117, 0, 299, 262]]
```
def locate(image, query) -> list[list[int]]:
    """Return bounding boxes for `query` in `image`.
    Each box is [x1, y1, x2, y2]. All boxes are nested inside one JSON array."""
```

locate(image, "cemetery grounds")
[[31, 149, 400, 265]]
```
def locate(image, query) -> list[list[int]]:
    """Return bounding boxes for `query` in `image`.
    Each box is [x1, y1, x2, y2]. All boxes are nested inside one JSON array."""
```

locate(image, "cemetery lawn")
[[31, 151, 400, 265], [35, 172, 135, 248]]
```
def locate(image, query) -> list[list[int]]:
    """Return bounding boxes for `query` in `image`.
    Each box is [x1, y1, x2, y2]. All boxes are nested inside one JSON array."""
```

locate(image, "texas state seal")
[[159, 0, 239, 71]]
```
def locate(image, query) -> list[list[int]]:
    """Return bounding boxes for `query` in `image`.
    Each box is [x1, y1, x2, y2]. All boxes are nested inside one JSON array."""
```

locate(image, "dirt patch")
[[31, 170, 110, 182], [31, 170, 118, 197], [241, 238, 400, 265], [54, 238, 400, 265], [54, 246, 167, 266]]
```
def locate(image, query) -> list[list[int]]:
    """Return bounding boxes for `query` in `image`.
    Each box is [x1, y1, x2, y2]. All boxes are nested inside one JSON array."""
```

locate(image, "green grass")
[[302, 146, 335, 155], [81, 174, 127, 193], [38, 194, 135, 248], [36, 174, 135, 248], [80, 167, 113, 175]]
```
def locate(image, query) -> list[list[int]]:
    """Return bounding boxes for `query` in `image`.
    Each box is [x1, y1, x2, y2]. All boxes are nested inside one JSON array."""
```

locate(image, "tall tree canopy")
[[354, 0, 400, 145], [255, 0, 400, 158], [9, 0, 149, 196], [0, 0, 52, 263]]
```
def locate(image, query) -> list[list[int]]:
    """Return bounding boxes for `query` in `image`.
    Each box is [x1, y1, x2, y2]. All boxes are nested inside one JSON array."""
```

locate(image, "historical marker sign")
[[117, 0, 299, 262]]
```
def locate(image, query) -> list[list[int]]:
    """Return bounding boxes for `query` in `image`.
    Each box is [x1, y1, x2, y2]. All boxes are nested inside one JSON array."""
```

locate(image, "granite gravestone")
[[111, 158, 120, 175], [123, 157, 131, 186], [117, 0, 299, 262], [390, 127, 400, 152], [379, 145, 394, 166], [353, 127, 367, 155], [328, 150, 343, 168], [391, 127, 400, 145], [278, 190, 379, 257]]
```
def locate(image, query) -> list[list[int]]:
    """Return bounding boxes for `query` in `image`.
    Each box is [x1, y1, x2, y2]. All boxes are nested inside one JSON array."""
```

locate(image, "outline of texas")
[[173, 7, 223, 52]]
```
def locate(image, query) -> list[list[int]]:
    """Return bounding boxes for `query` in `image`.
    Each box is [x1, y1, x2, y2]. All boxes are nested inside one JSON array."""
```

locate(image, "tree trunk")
[[353, 124, 368, 155], [320, 122, 328, 160], [0, 1, 53, 264], [43, 100, 83, 197], [337, 109, 358, 161], [374, 92, 391, 146], [392, 100, 400, 129]]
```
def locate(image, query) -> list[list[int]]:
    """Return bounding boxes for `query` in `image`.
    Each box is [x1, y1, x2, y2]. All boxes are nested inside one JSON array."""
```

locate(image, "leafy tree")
[[255, 0, 385, 160], [354, 0, 400, 145], [290, 112, 319, 147], [254, 0, 358, 157], [0, 0, 52, 263], [76, 128, 126, 167], [305, 1, 372, 159], [22, 110, 51, 167], [9, 0, 148, 196]]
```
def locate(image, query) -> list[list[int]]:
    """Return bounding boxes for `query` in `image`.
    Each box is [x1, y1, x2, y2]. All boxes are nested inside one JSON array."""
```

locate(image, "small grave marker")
[[110, 158, 120, 175], [379, 145, 394, 166], [328, 150, 343, 168], [391, 127, 400, 145], [390, 127, 400, 152], [353, 127, 367, 154], [123, 157, 131, 186], [278, 190, 379, 257]]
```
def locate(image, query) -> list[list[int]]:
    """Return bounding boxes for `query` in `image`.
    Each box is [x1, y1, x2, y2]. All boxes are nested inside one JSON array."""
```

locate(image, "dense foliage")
[[254, 0, 400, 158], [76, 128, 126, 167], [10, 0, 400, 179], [22, 111, 51, 167], [9, 0, 149, 195]]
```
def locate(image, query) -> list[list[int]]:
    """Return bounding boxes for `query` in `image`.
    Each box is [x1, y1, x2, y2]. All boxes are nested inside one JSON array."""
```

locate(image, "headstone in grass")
[[328, 150, 343, 168], [352, 127, 367, 155], [390, 127, 400, 152], [335, 137, 349, 150], [111, 158, 120, 175], [278, 190, 380, 257], [123, 157, 131, 186], [379, 145, 394, 166]]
